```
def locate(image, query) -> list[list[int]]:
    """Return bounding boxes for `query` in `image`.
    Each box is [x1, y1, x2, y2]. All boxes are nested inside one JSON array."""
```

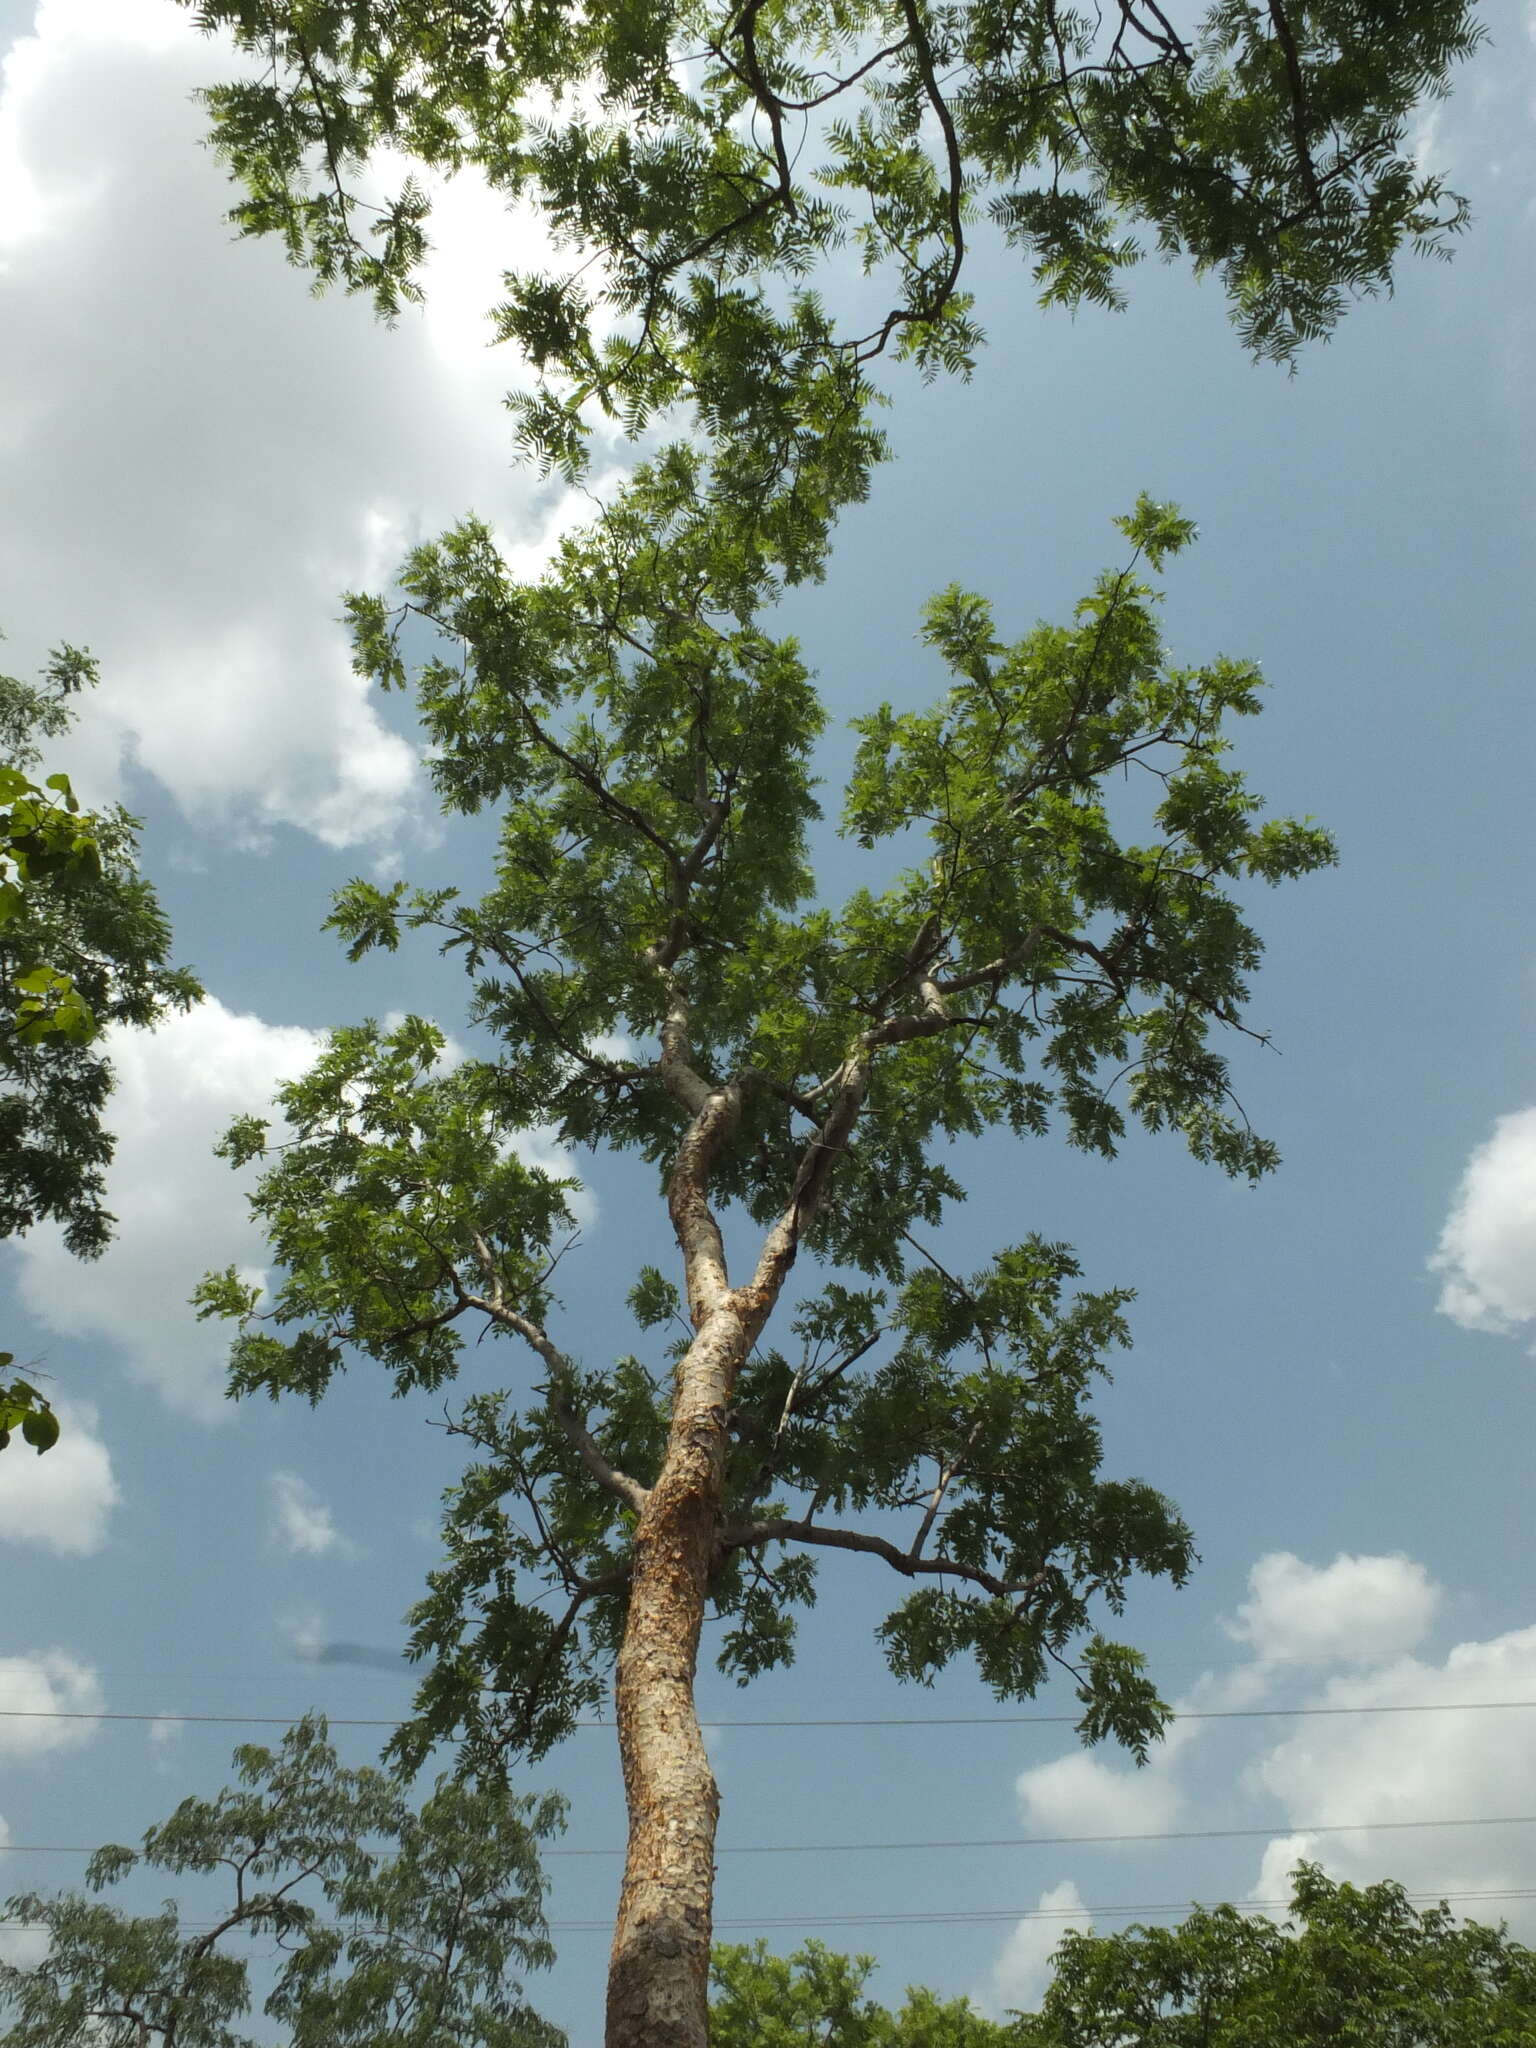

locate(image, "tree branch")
[[733, 0, 796, 215], [718, 1515, 1050, 1602], [1266, 0, 1325, 210], [935, 926, 1048, 996], [853, 0, 967, 363], [490, 1563, 631, 1762], [459, 1241, 650, 1514]]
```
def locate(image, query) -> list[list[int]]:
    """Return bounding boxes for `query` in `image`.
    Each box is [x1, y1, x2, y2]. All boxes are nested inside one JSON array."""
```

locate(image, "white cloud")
[[992, 1555, 1536, 2002], [1430, 1108, 1536, 1341], [1014, 1744, 1186, 1841], [0, 0, 594, 853], [0, 1400, 119, 1554], [982, 1881, 1094, 2017], [1011, 1553, 1445, 1874], [510, 1123, 598, 1232], [0, 1650, 103, 1756], [1248, 1831, 1322, 1914], [1225, 1551, 1441, 1671], [279, 1607, 328, 1664], [1247, 1623, 1536, 1925], [142, 1706, 186, 1775], [269, 1471, 352, 1559], [5, 997, 325, 1418]]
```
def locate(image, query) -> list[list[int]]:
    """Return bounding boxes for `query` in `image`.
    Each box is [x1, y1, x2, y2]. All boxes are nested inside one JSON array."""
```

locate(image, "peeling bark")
[[605, 1308, 744, 2048], [603, 937, 959, 2041]]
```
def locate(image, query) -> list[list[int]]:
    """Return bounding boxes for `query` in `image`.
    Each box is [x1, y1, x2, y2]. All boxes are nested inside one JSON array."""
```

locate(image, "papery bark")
[[604, 1005, 880, 2043], [604, 1308, 745, 2048]]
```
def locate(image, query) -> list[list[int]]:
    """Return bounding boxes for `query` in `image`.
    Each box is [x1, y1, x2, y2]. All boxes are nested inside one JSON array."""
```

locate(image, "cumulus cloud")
[[269, 1471, 353, 1559], [0, 0, 593, 853], [1430, 1108, 1536, 1341], [0, 1400, 120, 1554], [982, 1881, 1094, 2017], [990, 1549, 1536, 2003], [5, 997, 325, 1418], [0, 1650, 103, 1757], [1010, 1552, 1445, 1877], [1149, 1553, 1536, 1937], [1015, 1745, 1187, 1841], [1226, 1551, 1441, 1671], [1247, 1623, 1536, 1924]]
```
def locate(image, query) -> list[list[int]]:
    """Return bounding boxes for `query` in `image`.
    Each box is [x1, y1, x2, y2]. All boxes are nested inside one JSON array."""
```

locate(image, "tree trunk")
[[604, 1309, 744, 2048]]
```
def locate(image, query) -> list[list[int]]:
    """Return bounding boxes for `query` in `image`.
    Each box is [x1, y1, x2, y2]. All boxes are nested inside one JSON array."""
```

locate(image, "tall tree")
[[1017, 1862, 1536, 2045], [171, 7, 1477, 2042], [1, 643, 202, 1444], [196, 474, 1333, 2044], [0, 1714, 564, 2048]]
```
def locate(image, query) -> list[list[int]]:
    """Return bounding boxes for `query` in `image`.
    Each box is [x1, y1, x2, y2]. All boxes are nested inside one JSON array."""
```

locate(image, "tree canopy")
[[183, 0, 1482, 501], [0, 1715, 564, 2048], [1018, 1862, 1536, 2046]]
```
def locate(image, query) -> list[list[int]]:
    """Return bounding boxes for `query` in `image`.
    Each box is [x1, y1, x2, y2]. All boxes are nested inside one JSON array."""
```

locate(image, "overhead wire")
[[6, 1885, 1536, 1937], [9, 1704, 1536, 1942], [4, 1811, 1536, 1860], [7, 1697, 1536, 1730]]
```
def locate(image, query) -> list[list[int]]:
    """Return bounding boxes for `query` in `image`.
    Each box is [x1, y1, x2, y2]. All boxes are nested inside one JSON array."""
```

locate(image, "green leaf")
[[628, 1267, 682, 1330], [21, 1403, 60, 1453]]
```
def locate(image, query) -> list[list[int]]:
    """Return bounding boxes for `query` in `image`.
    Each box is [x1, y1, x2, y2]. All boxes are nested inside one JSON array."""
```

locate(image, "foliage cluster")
[[1020, 1863, 1536, 2045], [0, 642, 201, 1266], [182, 0, 1483, 509]]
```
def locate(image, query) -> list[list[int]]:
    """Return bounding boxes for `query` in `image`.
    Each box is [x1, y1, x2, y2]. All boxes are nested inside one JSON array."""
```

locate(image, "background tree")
[[194, 471, 1333, 2045], [1017, 1862, 1536, 2046], [711, 1940, 1012, 2044], [181, 0, 1482, 499], [0, 1714, 564, 2048], [1, 643, 202, 1443]]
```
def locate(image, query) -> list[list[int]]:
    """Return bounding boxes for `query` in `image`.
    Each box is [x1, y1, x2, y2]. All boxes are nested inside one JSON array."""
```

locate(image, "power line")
[[7, 1697, 1536, 1731], [4, 1812, 1536, 1861], [556, 1886, 1536, 1932], [5, 1885, 1536, 1938]]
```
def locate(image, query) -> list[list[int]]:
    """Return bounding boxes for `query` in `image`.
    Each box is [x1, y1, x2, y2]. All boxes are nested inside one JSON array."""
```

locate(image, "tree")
[[1017, 1862, 1536, 2045], [168, 8, 1477, 2043], [181, 0, 1483, 503], [1, 643, 202, 1442], [711, 1940, 1012, 2044], [194, 473, 1334, 2044], [0, 1714, 565, 2048]]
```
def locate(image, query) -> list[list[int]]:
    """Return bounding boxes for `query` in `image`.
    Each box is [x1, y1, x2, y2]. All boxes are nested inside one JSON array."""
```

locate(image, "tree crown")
[[196, 474, 1332, 1772]]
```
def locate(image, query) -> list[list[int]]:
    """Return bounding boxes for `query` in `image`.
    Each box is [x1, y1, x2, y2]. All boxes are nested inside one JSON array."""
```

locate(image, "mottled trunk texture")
[[604, 1309, 743, 2048]]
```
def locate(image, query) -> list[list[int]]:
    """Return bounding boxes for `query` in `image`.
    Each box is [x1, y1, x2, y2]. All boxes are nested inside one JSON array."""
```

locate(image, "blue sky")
[[2, 0, 1536, 2039]]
